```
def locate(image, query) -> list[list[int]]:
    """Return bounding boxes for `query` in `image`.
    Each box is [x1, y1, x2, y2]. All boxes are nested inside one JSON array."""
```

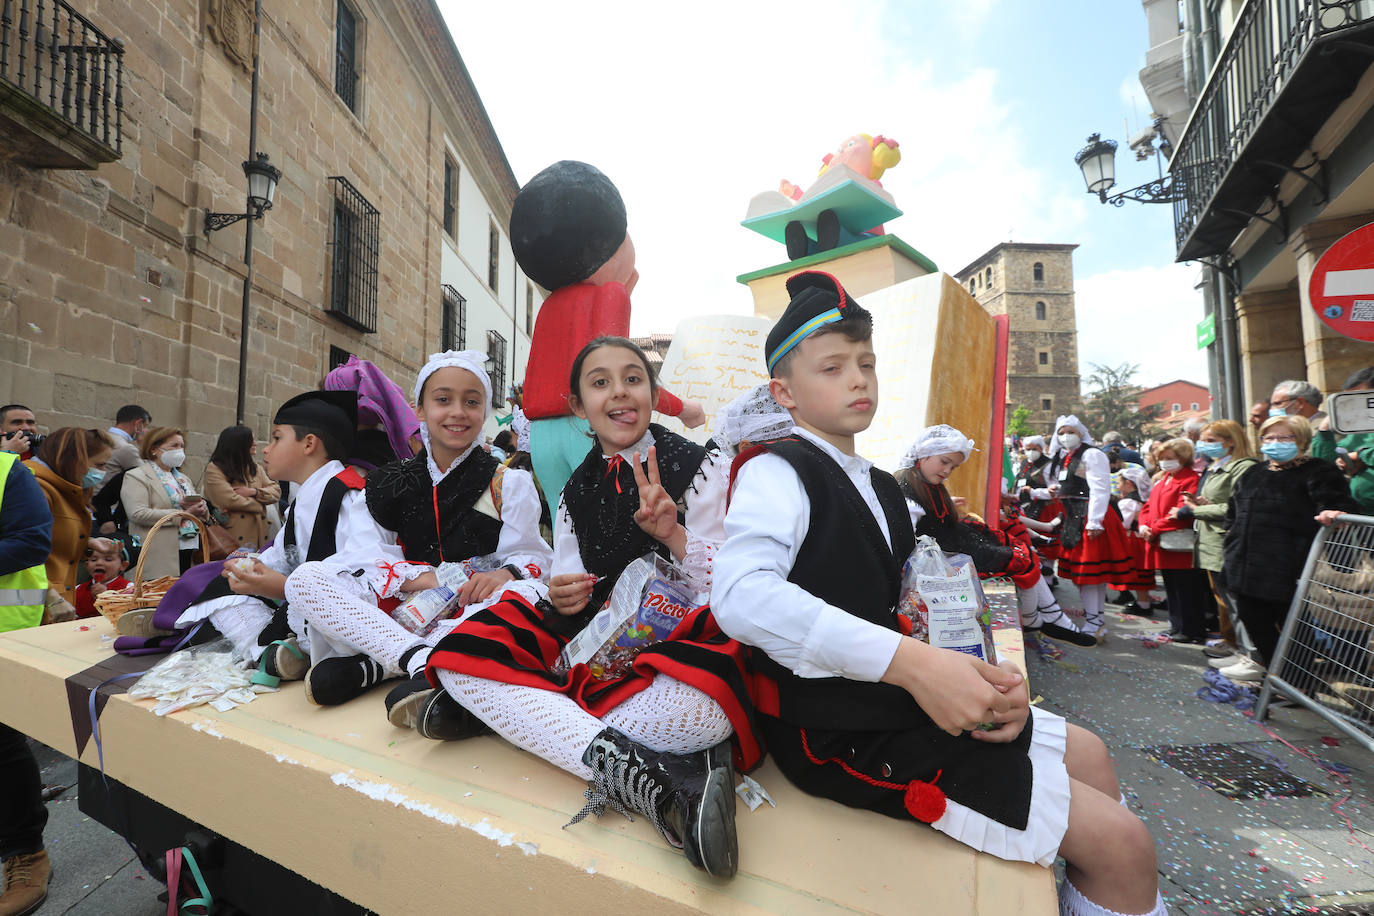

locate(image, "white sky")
[[440, 0, 1209, 393]]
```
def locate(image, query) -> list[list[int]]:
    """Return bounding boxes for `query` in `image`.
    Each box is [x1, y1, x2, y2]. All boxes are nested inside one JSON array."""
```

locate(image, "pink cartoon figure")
[[745, 134, 904, 261]]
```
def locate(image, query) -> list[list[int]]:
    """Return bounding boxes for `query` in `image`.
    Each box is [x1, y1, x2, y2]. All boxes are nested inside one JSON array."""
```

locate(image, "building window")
[[487, 222, 499, 292], [969, 280, 975, 294], [1038, 351, 1049, 366], [335, 0, 358, 112], [525, 282, 534, 335], [328, 345, 353, 370], [441, 284, 466, 351], [1033, 262, 1044, 283], [487, 330, 507, 410], [327, 176, 381, 333], [442, 159, 459, 239], [1035, 301, 1047, 321], [1190, 402, 1199, 410], [1041, 397, 1053, 411], [1172, 403, 1181, 412], [985, 267, 992, 287]]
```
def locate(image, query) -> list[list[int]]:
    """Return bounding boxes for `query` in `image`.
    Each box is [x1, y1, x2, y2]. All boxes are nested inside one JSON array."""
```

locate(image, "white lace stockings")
[[1018, 578, 1085, 634], [1079, 583, 1108, 634], [434, 669, 734, 780], [284, 561, 430, 677]]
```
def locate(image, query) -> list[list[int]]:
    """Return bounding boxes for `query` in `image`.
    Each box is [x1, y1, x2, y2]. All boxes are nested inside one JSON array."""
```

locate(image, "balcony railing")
[[1169, 0, 1374, 260], [0, 0, 123, 165]]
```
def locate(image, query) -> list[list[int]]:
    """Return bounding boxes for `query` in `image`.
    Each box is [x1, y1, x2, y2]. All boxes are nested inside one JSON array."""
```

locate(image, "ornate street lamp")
[[204, 152, 282, 235], [1074, 121, 1183, 207]]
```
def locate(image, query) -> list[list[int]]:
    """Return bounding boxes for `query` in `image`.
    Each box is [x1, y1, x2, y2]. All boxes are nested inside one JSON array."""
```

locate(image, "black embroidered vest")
[[364, 447, 503, 566], [557, 424, 706, 632], [1056, 445, 1111, 549], [753, 437, 921, 731]]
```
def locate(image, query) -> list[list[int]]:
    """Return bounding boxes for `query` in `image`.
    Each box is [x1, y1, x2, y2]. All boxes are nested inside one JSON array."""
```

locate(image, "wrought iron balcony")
[[0, 0, 122, 167], [1169, 0, 1374, 261]]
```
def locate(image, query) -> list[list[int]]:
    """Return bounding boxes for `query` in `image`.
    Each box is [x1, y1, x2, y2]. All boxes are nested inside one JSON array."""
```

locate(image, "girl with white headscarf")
[[282, 350, 553, 717], [894, 425, 1096, 647], [1035, 415, 1134, 638], [1107, 465, 1161, 617]]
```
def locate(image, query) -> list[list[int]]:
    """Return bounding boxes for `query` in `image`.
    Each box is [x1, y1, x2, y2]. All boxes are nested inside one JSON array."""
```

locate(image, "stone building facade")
[[954, 243, 1082, 429], [0, 0, 538, 474]]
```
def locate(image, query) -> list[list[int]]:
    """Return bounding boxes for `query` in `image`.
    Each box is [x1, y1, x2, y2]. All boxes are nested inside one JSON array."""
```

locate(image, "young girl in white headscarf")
[[894, 425, 1096, 647], [280, 350, 553, 714], [1108, 465, 1159, 617], [1036, 416, 1134, 638]]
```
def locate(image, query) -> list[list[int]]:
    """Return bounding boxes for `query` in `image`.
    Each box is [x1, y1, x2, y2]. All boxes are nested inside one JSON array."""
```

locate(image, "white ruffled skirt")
[[930, 706, 1071, 867]]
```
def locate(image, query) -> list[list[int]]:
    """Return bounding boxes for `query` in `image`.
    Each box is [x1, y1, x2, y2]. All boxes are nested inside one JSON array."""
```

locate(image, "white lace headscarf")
[[897, 424, 977, 471], [1047, 414, 1094, 459], [713, 384, 794, 456], [413, 350, 491, 484], [1117, 464, 1153, 501]]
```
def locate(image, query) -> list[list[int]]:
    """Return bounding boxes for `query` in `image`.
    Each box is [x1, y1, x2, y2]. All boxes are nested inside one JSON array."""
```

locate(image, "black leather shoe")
[[816, 208, 840, 251], [415, 690, 489, 742], [384, 673, 433, 729], [572, 728, 738, 878], [784, 220, 809, 260]]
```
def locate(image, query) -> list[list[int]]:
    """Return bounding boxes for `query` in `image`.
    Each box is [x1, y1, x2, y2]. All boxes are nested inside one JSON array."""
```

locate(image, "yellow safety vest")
[[0, 451, 48, 632]]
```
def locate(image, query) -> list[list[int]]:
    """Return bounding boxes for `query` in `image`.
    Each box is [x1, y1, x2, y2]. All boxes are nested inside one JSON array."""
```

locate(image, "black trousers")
[[0, 722, 46, 858], [1231, 591, 1295, 667], [1161, 567, 1213, 640]]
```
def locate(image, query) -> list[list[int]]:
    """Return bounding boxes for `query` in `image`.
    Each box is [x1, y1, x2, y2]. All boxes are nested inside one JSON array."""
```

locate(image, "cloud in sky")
[[1076, 262, 1209, 391], [441, 0, 1205, 389]]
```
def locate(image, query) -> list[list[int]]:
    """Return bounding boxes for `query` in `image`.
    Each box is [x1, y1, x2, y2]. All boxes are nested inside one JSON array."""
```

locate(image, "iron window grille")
[[441, 284, 466, 351], [0, 0, 125, 158], [487, 330, 506, 410], [327, 175, 379, 333], [334, 0, 357, 111], [442, 159, 458, 237], [328, 345, 353, 370]]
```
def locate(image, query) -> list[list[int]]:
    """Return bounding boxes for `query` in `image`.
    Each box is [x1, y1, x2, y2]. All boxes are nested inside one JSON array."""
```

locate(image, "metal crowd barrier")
[[1257, 513, 1374, 752]]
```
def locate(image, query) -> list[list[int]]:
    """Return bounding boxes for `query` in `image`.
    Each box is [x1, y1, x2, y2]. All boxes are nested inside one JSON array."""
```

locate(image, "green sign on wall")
[[1196, 313, 1216, 349]]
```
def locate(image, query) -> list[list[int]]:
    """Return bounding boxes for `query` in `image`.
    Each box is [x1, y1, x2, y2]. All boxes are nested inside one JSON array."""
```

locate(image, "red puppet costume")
[[511, 161, 696, 506]]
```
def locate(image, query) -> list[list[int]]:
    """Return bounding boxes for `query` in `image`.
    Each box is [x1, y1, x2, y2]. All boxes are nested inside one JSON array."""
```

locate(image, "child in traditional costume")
[[895, 425, 1096, 647], [74, 537, 130, 619], [713, 271, 1165, 916], [1109, 466, 1159, 617], [281, 350, 552, 711], [154, 392, 382, 666], [1033, 416, 1135, 640], [425, 337, 757, 878]]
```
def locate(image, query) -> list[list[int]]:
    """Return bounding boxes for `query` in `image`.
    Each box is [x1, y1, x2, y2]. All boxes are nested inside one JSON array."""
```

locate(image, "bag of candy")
[[556, 554, 701, 680], [901, 536, 997, 663]]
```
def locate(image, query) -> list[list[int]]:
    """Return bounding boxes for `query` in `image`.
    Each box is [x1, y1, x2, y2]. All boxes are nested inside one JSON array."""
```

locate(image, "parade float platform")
[[0, 618, 1055, 915]]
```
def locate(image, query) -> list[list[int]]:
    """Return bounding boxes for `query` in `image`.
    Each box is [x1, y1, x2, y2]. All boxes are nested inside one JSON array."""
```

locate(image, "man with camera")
[[0, 406, 40, 462]]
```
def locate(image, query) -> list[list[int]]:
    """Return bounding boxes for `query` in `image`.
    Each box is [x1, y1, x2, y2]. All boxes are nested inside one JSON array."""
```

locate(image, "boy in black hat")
[[158, 391, 395, 681], [712, 271, 1164, 916]]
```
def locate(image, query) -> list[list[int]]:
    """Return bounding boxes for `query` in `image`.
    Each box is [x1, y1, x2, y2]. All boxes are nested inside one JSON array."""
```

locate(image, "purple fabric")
[[324, 355, 420, 461], [151, 560, 226, 630]]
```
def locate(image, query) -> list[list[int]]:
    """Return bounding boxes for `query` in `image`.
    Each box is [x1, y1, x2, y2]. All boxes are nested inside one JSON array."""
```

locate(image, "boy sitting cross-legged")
[[712, 271, 1166, 916]]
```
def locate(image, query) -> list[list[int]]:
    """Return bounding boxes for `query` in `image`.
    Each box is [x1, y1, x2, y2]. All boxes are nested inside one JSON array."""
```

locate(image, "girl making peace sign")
[[425, 337, 758, 878]]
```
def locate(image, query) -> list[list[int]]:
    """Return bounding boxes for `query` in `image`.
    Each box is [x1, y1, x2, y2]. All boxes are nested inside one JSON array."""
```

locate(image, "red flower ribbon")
[[604, 454, 625, 494], [377, 560, 409, 596]]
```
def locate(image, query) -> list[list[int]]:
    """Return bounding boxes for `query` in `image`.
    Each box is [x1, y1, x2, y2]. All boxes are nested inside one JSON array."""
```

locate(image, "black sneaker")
[[415, 690, 490, 741], [384, 673, 433, 729], [304, 654, 386, 706], [570, 728, 738, 878]]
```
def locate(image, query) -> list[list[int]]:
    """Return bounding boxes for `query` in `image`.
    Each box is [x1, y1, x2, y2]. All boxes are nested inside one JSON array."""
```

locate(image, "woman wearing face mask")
[[1136, 438, 1212, 643], [122, 427, 209, 577], [1221, 415, 1356, 681], [1168, 420, 1258, 662], [1043, 416, 1134, 639], [23, 428, 115, 622]]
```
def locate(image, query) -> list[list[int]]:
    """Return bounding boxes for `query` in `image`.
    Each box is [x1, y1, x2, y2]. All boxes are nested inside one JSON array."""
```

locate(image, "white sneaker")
[[1218, 657, 1267, 683], [1208, 653, 1242, 669]]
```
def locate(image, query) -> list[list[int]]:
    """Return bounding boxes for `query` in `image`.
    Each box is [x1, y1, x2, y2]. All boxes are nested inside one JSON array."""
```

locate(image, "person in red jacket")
[[511, 161, 704, 506], [1136, 437, 1214, 643], [72, 537, 131, 619]]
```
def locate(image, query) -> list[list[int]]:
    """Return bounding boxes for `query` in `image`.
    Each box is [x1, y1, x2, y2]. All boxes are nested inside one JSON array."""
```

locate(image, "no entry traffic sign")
[[1310, 221, 1374, 342]]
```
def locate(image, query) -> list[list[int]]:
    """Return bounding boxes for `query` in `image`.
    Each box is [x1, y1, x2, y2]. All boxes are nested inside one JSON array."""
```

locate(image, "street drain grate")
[[1141, 742, 1329, 800]]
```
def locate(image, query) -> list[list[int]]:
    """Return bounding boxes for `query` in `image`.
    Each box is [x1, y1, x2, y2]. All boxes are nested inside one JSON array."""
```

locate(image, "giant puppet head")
[[509, 160, 638, 294]]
